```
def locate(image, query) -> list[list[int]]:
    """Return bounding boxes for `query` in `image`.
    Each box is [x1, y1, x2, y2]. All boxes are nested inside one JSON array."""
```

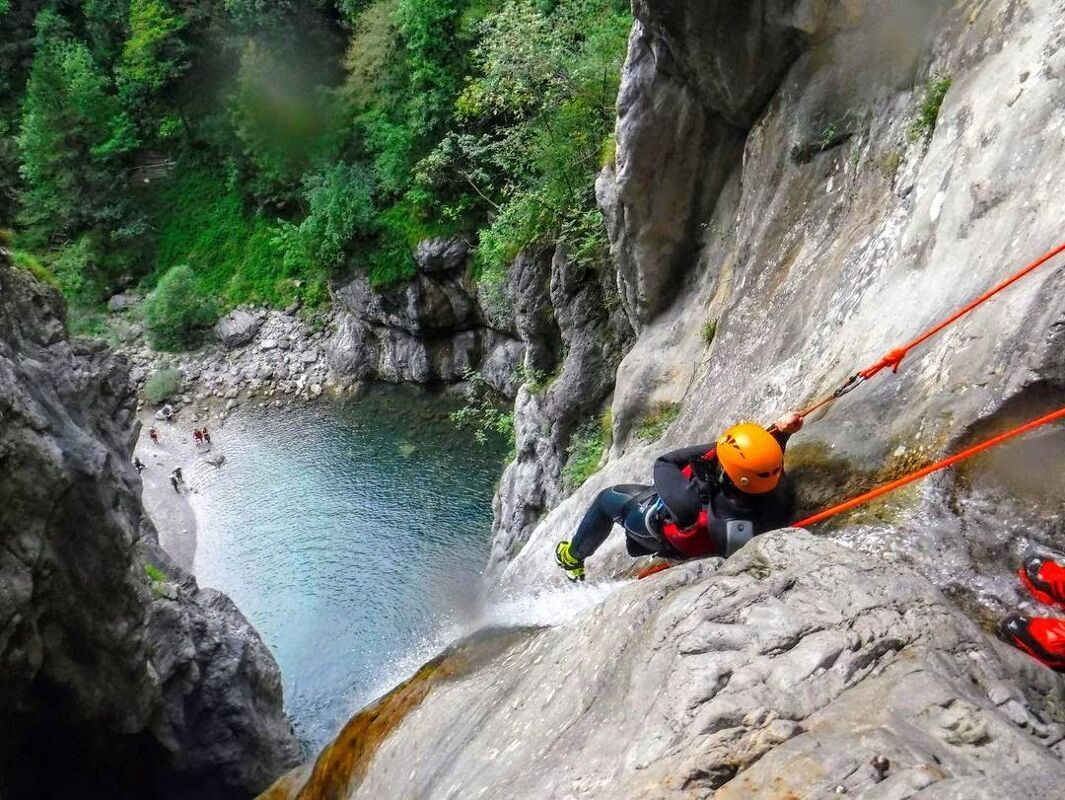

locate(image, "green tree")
[[144, 263, 217, 350], [17, 18, 134, 247], [117, 0, 189, 139], [424, 0, 629, 276]]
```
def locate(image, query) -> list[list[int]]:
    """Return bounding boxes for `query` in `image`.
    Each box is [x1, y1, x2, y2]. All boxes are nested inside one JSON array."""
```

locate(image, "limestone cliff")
[[269, 1, 1065, 797], [0, 254, 302, 798]]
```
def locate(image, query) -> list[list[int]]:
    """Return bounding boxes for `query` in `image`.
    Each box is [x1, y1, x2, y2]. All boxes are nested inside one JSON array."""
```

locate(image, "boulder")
[[215, 308, 261, 349], [107, 292, 137, 313], [414, 236, 469, 274]]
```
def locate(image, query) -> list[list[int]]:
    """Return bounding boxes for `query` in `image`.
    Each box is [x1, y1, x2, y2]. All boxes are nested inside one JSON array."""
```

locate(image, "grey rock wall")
[[488, 246, 632, 572], [503, 0, 1065, 588], [272, 532, 1065, 799], [326, 237, 528, 394], [0, 257, 301, 799]]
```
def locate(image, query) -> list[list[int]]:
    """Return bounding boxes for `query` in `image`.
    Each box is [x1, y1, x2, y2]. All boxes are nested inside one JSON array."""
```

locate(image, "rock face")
[[488, 246, 631, 570], [499, 0, 1065, 579], [0, 259, 301, 798], [265, 531, 1065, 799], [601, 0, 804, 328]]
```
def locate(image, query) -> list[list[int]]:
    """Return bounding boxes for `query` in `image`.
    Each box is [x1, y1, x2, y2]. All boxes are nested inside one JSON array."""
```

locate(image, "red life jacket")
[[660, 448, 718, 558]]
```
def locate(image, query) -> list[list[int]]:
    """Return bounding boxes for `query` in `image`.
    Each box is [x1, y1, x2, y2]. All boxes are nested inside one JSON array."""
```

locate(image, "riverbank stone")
[[215, 308, 262, 349]]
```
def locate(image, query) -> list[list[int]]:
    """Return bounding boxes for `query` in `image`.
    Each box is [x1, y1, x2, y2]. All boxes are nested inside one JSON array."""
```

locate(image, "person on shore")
[[202, 427, 211, 445], [172, 466, 184, 485], [133, 457, 145, 473], [1001, 556, 1065, 671], [170, 474, 181, 493], [193, 428, 203, 446], [149, 427, 159, 445], [554, 413, 804, 582]]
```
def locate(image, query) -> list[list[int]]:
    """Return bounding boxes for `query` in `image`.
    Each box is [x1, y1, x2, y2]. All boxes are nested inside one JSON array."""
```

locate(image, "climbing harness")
[[790, 405, 1065, 529], [791, 241, 1065, 423]]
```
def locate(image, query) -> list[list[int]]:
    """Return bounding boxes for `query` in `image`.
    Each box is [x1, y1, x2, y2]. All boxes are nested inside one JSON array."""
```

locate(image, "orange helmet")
[[716, 423, 784, 494]]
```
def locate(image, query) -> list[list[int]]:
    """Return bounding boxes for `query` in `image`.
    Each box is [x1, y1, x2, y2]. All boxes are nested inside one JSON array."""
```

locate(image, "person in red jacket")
[[555, 412, 804, 581], [1001, 556, 1065, 671]]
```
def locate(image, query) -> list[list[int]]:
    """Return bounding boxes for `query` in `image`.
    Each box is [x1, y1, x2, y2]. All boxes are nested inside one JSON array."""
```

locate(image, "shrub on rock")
[[145, 264, 216, 351], [144, 366, 182, 405]]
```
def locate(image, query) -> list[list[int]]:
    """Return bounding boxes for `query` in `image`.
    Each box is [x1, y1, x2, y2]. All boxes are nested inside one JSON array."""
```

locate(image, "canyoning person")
[[149, 427, 159, 445], [170, 473, 181, 493], [133, 456, 145, 473], [1001, 556, 1065, 671], [193, 427, 203, 446], [555, 412, 804, 582], [202, 426, 211, 445]]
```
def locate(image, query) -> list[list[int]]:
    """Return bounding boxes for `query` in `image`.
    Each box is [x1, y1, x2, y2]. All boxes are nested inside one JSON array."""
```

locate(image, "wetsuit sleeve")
[[653, 444, 715, 529], [759, 477, 797, 531], [773, 430, 792, 451]]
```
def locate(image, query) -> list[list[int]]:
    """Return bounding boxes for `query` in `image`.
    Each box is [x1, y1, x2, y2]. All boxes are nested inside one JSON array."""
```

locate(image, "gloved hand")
[[773, 411, 803, 435]]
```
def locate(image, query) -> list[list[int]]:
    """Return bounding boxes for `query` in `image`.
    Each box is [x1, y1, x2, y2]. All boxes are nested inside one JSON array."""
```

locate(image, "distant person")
[[133, 457, 145, 473], [193, 428, 203, 446], [202, 427, 211, 445], [554, 413, 804, 582], [172, 466, 184, 485], [149, 427, 159, 445], [1001, 556, 1065, 671], [170, 474, 181, 493]]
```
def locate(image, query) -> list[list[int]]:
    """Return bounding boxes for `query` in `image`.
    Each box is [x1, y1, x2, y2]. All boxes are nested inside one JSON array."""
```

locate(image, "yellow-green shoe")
[[554, 541, 586, 582]]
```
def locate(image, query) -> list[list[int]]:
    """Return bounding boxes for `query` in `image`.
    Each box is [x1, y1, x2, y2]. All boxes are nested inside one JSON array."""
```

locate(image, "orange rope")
[[792, 405, 1065, 529], [794, 242, 1065, 420]]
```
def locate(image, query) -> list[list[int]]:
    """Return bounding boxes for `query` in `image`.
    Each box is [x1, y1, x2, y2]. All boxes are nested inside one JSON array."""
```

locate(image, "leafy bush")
[[11, 248, 61, 289], [563, 410, 612, 490], [636, 402, 681, 443], [908, 73, 952, 141], [301, 162, 377, 270], [144, 264, 216, 350], [144, 365, 183, 404], [50, 234, 105, 305], [450, 368, 515, 447], [701, 318, 717, 346]]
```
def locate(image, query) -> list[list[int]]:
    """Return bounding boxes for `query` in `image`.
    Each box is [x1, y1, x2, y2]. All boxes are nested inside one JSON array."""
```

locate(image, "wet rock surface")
[[0, 259, 301, 798], [266, 532, 1065, 799]]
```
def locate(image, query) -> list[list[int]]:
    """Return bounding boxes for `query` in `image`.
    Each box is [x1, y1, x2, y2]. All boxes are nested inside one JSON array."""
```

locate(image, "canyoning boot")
[[554, 541, 586, 583], [1018, 556, 1065, 609], [1000, 613, 1065, 671]]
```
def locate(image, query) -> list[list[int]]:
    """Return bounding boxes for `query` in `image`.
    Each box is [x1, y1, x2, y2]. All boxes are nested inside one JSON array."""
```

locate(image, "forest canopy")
[[0, 0, 630, 349]]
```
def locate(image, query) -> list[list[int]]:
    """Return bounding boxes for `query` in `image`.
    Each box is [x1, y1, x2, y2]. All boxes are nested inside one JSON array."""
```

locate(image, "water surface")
[[188, 386, 508, 749]]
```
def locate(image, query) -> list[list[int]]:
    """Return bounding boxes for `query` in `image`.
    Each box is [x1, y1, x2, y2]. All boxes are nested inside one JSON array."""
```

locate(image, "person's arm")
[[771, 412, 803, 453], [653, 444, 715, 528]]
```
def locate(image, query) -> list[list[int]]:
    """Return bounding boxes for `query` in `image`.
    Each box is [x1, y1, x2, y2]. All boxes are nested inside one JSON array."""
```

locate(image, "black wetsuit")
[[569, 432, 795, 561]]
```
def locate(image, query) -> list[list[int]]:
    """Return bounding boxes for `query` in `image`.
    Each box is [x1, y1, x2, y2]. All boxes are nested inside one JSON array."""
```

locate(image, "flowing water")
[[187, 386, 510, 750]]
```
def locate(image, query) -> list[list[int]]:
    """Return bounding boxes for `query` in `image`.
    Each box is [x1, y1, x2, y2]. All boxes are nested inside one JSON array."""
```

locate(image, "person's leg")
[[570, 484, 649, 560]]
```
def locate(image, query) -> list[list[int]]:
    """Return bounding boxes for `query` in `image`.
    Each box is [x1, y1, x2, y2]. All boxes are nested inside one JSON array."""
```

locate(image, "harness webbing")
[[794, 242, 1065, 422], [791, 405, 1065, 529]]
